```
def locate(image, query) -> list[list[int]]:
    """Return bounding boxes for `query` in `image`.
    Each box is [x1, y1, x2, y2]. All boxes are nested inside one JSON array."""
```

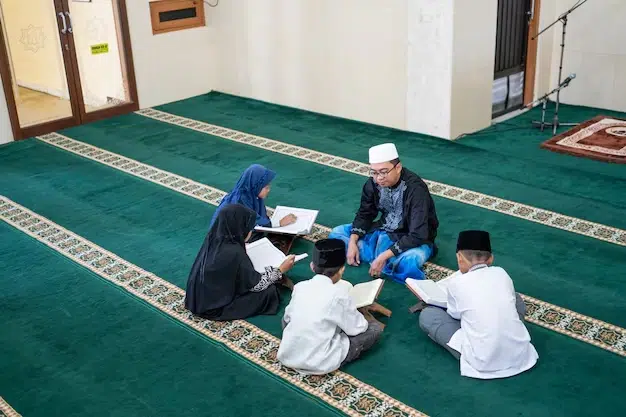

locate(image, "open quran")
[[405, 276, 454, 308], [254, 206, 319, 235], [246, 237, 308, 274]]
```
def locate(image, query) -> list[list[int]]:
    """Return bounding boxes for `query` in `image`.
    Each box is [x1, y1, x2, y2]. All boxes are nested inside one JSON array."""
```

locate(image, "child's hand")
[[279, 255, 296, 273], [280, 214, 298, 227]]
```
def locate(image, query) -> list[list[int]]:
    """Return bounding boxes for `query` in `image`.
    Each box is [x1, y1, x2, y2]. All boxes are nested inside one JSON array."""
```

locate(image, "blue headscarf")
[[210, 164, 276, 228]]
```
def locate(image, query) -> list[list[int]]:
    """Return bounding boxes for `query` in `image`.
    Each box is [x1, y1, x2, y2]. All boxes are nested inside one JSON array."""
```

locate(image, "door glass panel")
[[0, 0, 74, 128], [67, 0, 131, 113]]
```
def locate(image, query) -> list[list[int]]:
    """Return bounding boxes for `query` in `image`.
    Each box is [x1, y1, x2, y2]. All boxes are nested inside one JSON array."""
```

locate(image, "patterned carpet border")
[[540, 116, 626, 163], [0, 196, 427, 417], [34, 133, 626, 357], [0, 398, 21, 417], [136, 108, 626, 247]]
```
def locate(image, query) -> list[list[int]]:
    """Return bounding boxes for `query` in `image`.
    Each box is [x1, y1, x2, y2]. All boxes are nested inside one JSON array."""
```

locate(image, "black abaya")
[[184, 204, 281, 321]]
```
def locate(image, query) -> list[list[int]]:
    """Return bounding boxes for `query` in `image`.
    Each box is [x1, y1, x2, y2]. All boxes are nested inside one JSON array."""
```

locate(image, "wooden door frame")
[[62, 0, 139, 125], [523, 0, 541, 105], [0, 0, 139, 141]]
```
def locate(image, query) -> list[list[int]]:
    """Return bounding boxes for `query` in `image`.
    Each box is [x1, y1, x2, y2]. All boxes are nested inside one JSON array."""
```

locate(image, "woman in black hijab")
[[185, 204, 295, 321]]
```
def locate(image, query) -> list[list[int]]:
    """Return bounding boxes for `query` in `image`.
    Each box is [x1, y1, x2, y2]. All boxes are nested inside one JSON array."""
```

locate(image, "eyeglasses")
[[369, 162, 399, 178]]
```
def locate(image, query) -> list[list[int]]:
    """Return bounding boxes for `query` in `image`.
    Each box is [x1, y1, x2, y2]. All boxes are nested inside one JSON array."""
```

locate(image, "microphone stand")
[[530, 0, 590, 135], [528, 78, 575, 133]]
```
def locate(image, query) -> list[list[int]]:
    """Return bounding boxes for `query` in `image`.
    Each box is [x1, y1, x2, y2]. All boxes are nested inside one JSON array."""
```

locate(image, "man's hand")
[[369, 256, 386, 278], [369, 249, 394, 278], [347, 237, 360, 266], [279, 214, 297, 227], [279, 255, 296, 273]]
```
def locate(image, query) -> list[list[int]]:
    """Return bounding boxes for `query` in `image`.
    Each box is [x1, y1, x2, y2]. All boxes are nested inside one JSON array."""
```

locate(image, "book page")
[[406, 279, 448, 308], [257, 206, 319, 235], [246, 238, 308, 274], [246, 238, 286, 274], [350, 279, 383, 308]]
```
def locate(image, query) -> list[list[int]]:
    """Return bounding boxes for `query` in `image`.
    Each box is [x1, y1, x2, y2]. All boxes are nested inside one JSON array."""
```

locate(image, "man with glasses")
[[329, 143, 439, 283]]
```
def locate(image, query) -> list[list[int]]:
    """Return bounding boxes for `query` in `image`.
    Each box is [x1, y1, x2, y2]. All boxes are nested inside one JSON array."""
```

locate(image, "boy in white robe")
[[277, 239, 384, 375], [419, 230, 538, 379]]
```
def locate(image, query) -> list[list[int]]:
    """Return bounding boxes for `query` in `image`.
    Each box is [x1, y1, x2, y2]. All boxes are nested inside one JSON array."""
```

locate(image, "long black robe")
[[185, 204, 280, 321]]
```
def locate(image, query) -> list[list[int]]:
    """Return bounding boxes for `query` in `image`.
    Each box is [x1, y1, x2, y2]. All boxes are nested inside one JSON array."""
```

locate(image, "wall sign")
[[91, 43, 109, 55]]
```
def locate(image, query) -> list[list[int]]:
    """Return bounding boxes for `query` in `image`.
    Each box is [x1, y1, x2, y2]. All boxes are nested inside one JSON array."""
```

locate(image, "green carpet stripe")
[[0, 398, 20, 417], [136, 108, 626, 247], [33, 133, 626, 357], [0, 223, 342, 417], [155, 93, 626, 228], [0, 196, 427, 417], [51, 113, 626, 325], [3, 145, 626, 417]]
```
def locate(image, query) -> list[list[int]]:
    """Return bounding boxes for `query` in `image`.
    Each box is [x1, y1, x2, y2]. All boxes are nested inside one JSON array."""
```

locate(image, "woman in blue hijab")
[[210, 164, 296, 229]]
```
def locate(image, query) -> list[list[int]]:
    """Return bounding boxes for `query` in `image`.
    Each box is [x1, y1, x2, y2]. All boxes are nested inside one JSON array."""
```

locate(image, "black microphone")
[[560, 73, 576, 87]]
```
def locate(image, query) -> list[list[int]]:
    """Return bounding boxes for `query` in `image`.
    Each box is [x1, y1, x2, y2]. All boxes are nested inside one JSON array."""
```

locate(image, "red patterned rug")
[[540, 116, 626, 163]]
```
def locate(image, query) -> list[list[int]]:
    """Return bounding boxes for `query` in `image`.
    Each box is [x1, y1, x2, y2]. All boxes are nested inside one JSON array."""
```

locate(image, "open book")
[[335, 279, 385, 309], [246, 237, 308, 274], [254, 206, 319, 235], [405, 275, 455, 308]]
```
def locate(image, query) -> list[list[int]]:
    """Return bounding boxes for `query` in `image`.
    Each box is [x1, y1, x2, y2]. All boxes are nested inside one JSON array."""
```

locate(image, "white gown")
[[445, 266, 539, 379]]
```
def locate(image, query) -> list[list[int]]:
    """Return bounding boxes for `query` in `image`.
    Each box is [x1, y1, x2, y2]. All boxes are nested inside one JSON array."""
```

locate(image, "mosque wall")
[[210, 0, 410, 133], [535, 0, 626, 113], [125, 0, 217, 109], [2, 0, 625, 145], [211, 0, 498, 140]]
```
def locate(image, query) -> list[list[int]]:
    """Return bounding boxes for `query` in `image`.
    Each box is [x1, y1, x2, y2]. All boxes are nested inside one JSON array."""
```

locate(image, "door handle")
[[65, 12, 73, 34], [58, 12, 67, 34]]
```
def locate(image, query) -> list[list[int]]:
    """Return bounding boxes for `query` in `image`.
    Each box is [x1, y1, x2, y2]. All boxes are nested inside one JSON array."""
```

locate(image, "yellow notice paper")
[[91, 43, 109, 55]]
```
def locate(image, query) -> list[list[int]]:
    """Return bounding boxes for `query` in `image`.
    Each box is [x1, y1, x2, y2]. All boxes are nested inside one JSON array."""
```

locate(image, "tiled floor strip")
[[35, 133, 626, 357], [137, 108, 626, 248], [0, 196, 427, 417], [0, 398, 21, 417]]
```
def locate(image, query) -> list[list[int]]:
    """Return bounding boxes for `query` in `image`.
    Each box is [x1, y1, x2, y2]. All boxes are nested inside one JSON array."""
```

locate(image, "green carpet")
[[155, 92, 626, 229], [1, 135, 625, 416], [0, 222, 341, 417], [44, 116, 626, 329]]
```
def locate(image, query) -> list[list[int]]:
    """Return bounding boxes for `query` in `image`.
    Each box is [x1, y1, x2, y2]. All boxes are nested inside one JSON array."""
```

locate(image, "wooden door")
[[0, 0, 138, 140]]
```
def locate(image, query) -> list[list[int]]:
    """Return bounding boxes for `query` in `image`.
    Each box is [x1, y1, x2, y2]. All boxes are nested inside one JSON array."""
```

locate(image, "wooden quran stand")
[[267, 233, 296, 255], [267, 233, 297, 291], [360, 302, 392, 329]]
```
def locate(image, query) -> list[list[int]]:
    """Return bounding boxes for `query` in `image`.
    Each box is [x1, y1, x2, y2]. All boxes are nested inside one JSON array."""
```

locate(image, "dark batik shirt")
[[351, 168, 439, 256]]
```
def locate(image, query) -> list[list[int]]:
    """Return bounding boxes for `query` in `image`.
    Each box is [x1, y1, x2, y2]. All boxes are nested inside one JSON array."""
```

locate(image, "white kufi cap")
[[369, 143, 399, 164]]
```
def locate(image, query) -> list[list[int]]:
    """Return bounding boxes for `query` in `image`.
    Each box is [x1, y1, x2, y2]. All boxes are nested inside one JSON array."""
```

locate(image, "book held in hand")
[[254, 206, 319, 235], [335, 278, 385, 309], [246, 237, 308, 274], [405, 275, 454, 308]]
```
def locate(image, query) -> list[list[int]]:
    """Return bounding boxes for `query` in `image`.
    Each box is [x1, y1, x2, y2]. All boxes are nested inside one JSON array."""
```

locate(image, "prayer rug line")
[[0, 196, 428, 417], [33, 133, 626, 357], [0, 398, 22, 417], [136, 108, 626, 248]]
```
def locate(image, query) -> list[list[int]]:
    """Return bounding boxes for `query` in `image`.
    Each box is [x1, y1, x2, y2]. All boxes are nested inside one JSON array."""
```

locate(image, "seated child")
[[210, 164, 297, 229], [277, 238, 384, 375], [419, 230, 538, 379]]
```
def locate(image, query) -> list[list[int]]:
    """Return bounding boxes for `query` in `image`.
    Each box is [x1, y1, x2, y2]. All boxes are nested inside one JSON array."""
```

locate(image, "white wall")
[[212, 0, 409, 132], [406, 0, 453, 138], [213, 0, 498, 139], [534, 0, 626, 112], [449, 0, 498, 139], [125, 0, 216, 108]]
